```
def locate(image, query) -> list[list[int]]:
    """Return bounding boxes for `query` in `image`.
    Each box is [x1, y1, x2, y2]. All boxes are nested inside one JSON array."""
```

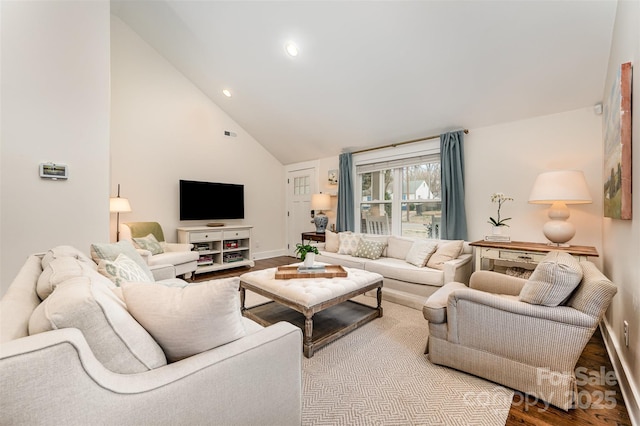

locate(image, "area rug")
[[300, 296, 512, 425]]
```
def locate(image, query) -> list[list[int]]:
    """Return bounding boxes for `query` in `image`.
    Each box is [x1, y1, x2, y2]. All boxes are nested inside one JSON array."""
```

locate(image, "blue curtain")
[[440, 131, 468, 240], [336, 153, 355, 231]]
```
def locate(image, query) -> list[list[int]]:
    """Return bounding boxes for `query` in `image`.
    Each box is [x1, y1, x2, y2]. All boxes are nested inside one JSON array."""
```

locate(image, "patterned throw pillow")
[[91, 240, 154, 281], [98, 253, 154, 286], [133, 233, 164, 255], [337, 233, 362, 255], [354, 239, 387, 260], [405, 240, 439, 267]]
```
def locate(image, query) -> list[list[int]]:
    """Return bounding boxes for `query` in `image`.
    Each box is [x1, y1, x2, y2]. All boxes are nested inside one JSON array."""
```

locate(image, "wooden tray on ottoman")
[[275, 265, 347, 279]]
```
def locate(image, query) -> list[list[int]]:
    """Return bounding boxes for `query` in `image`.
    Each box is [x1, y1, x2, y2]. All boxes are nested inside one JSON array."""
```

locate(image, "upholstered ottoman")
[[240, 266, 383, 357]]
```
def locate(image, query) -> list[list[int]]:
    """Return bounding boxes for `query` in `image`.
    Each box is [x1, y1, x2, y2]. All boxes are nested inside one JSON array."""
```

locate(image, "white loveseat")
[[0, 246, 302, 425], [315, 232, 472, 309]]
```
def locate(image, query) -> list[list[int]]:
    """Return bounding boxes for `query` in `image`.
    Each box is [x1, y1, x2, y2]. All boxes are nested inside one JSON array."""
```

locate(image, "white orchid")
[[488, 193, 514, 227]]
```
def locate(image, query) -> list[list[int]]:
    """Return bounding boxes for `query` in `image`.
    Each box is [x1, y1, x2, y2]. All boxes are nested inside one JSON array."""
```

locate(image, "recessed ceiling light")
[[222, 89, 232, 97], [285, 43, 299, 57]]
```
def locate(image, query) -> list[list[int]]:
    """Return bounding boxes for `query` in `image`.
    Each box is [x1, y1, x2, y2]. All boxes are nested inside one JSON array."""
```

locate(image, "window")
[[357, 154, 441, 238], [293, 176, 310, 195]]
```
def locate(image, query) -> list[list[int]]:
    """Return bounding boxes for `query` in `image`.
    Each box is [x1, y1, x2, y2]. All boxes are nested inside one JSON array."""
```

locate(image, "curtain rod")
[[350, 129, 469, 155]]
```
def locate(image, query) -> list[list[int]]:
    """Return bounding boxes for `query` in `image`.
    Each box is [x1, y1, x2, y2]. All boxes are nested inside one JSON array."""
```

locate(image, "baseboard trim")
[[601, 318, 639, 426], [253, 249, 289, 260]]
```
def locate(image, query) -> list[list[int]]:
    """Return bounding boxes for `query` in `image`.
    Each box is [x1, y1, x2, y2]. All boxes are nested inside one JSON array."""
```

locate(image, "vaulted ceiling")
[[111, 1, 617, 165]]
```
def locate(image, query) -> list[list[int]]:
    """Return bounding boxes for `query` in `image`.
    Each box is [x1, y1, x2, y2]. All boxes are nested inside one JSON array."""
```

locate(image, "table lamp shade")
[[528, 170, 592, 246], [311, 193, 331, 211], [528, 170, 592, 205]]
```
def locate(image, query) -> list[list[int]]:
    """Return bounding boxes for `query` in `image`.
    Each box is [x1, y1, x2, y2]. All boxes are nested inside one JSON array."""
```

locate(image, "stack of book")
[[484, 234, 511, 242], [297, 265, 326, 274]]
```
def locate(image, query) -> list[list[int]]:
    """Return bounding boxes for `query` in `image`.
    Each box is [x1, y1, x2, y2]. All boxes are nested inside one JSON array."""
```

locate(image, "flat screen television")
[[179, 180, 244, 221]]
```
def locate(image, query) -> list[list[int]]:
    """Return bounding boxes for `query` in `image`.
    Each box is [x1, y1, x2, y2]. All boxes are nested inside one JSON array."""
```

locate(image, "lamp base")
[[542, 219, 575, 245], [313, 213, 328, 233]]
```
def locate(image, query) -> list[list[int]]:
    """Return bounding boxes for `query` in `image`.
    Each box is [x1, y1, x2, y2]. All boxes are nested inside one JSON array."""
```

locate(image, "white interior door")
[[287, 168, 316, 255]]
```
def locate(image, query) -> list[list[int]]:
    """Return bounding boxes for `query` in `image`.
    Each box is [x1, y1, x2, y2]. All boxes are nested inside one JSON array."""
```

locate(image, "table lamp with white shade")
[[528, 170, 592, 246], [109, 184, 131, 242], [311, 193, 331, 233]]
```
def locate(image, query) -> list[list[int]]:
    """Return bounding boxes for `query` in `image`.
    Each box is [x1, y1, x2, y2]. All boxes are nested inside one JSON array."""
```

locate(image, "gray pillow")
[[90, 240, 154, 281], [519, 251, 583, 306]]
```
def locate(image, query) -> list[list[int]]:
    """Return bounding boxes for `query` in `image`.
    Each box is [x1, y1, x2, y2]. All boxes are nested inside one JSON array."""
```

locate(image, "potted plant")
[[488, 192, 513, 234], [295, 243, 319, 267]]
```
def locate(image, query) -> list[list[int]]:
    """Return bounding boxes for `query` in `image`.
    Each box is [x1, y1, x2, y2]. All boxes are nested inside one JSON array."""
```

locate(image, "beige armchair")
[[423, 256, 617, 410], [121, 222, 198, 279]]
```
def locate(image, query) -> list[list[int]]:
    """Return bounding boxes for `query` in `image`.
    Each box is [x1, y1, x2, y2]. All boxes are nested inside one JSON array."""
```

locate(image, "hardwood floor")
[[194, 256, 632, 426]]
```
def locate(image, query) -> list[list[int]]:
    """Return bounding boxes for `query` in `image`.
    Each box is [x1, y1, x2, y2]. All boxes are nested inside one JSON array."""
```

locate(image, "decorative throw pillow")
[[386, 236, 417, 260], [28, 276, 167, 373], [426, 240, 464, 270], [405, 240, 439, 267], [324, 230, 340, 253], [90, 240, 154, 281], [121, 277, 246, 362], [132, 233, 164, 255], [337, 233, 362, 256], [519, 251, 583, 306], [354, 239, 387, 260], [97, 253, 154, 286], [40, 245, 96, 270]]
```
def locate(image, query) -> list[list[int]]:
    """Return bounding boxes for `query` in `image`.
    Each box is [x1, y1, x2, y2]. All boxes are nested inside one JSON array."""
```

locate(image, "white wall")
[[0, 1, 111, 296], [110, 17, 286, 258], [465, 107, 604, 267], [601, 0, 640, 421]]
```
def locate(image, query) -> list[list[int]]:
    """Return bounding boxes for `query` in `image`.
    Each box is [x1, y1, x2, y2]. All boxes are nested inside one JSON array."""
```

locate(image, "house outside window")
[[355, 148, 441, 238]]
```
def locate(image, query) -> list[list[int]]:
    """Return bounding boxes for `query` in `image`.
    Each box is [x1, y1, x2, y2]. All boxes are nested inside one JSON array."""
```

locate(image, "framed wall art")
[[603, 62, 632, 219]]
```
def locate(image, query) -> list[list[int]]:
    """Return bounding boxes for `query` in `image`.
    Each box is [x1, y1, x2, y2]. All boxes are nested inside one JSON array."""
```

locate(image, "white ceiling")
[[111, 1, 617, 165]]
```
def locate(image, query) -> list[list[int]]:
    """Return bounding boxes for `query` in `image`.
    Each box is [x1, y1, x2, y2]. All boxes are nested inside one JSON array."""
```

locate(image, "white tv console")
[[177, 225, 255, 274]]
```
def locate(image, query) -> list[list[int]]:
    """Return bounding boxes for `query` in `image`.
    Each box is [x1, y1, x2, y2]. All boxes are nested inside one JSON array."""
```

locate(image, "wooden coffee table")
[[239, 266, 383, 358]]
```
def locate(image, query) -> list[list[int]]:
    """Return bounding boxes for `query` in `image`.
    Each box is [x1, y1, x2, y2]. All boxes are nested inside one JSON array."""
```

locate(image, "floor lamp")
[[109, 184, 131, 242]]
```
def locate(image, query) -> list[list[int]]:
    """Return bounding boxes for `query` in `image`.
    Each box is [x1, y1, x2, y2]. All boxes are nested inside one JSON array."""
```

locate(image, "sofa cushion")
[[97, 253, 154, 286], [386, 236, 416, 260], [364, 257, 444, 286], [316, 251, 368, 269], [132, 233, 164, 255], [324, 230, 340, 253], [91, 240, 154, 281], [338, 233, 362, 255], [405, 240, 438, 267], [354, 239, 387, 260], [426, 240, 463, 270], [121, 278, 246, 362], [41, 245, 95, 270], [28, 276, 167, 373], [519, 251, 583, 306]]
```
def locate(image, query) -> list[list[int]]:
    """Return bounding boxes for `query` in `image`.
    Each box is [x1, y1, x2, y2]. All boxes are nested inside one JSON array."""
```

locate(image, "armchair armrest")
[[1, 324, 302, 425], [469, 270, 526, 296], [443, 253, 472, 284], [136, 248, 152, 263], [423, 282, 468, 323], [162, 242, 193, 252]]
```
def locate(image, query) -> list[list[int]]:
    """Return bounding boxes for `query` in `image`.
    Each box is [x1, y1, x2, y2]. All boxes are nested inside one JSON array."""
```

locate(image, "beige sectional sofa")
[[315, 231, 473, 309], [0, 245, 302, 425]]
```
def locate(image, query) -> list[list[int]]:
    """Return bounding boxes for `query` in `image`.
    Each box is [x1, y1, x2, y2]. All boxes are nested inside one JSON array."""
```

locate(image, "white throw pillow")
[[121, 278, 247, 362], [28, 276, 167, 373], [426, 240, 464, 270], [405, 240, 439, 267], [386, 236, 416, 260], [337, 233, 362, 255], [324, 230, 340, 253], [98, 253, 154, 286]]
